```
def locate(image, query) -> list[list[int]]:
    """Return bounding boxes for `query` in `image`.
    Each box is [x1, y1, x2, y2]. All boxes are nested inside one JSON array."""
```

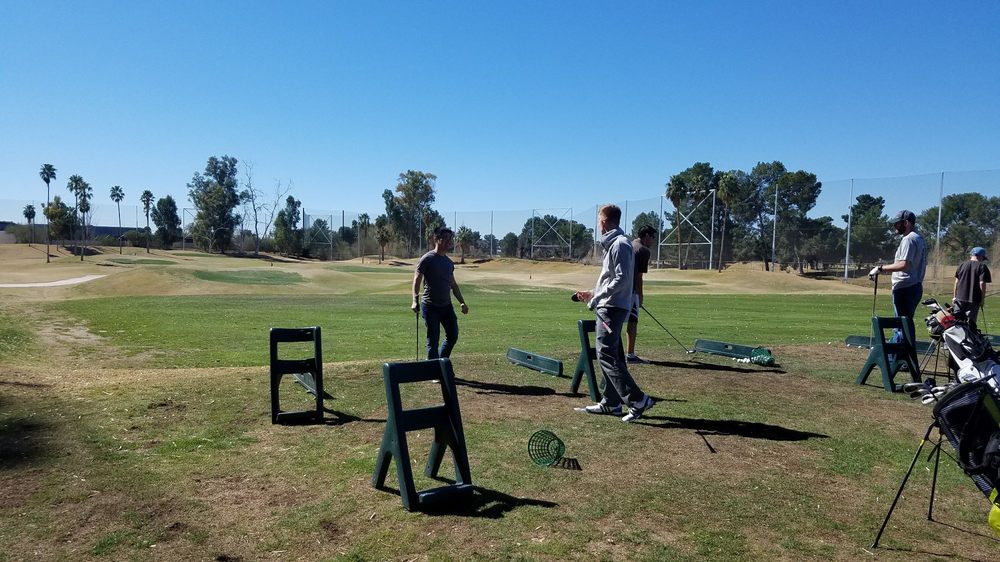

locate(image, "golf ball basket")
[[528, 430, 565, 467]]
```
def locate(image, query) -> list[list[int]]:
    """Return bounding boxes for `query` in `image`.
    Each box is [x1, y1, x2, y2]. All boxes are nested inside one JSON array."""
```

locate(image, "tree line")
[[18, 157, 997, 268]]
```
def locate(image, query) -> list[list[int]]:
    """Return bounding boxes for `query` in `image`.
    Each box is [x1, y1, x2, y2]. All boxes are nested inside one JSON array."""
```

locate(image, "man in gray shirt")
[[411, 227, 469, 359], [574, 204, 655, 423], [868, 209, 927, 349]]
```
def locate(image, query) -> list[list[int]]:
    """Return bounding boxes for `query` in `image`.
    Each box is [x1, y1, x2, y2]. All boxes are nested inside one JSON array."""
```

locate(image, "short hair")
[[637, 225, 656, 239], [599, 204, 622, 226], [434, 226, 454, 240]]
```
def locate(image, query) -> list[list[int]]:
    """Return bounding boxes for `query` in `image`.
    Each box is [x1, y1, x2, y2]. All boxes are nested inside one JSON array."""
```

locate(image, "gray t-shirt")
[[416, 251, 455, 307], [891, 230, 927, 290]]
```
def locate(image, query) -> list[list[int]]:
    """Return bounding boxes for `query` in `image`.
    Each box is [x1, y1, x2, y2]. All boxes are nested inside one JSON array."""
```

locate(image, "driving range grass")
[[49, 291, 880, 369], [191, 269, 305, 285], [3, 260, 1000, 560]]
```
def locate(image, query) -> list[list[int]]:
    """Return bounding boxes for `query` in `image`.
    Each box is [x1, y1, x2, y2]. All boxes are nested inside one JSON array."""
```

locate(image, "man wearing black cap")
[[868, 210, 927, 348], [954, 247, 992, 330]]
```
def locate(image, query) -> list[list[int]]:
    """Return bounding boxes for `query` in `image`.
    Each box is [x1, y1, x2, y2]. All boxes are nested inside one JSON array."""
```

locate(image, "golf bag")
[[933, 381, 1000, 497], [924, 300, 1000, 393]]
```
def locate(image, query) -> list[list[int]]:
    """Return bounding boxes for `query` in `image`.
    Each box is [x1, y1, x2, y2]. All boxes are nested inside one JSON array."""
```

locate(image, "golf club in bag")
[[923, 298, 1000, 393]]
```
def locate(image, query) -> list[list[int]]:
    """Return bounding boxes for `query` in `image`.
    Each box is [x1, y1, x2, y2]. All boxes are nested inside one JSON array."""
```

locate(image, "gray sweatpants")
[[595, 306, 647, 409]]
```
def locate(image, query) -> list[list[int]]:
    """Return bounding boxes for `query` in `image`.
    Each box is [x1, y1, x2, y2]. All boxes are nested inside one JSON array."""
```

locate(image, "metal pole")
[[709, 189, 716, 270], [490, 211, 494, 256], [845, 179, 854, 280], [530, 210, 534, 260], [657, 196, 662, 269], [771, 182, 779, 271], [624, 200, 629, 235], [936, 172, 944, 287], [569, 208, 573, 260]]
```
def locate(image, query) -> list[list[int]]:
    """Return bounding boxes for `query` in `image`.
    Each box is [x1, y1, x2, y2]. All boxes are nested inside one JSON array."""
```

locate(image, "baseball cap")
[[890, 210, 916, 225], [970, 247, 988, 260]]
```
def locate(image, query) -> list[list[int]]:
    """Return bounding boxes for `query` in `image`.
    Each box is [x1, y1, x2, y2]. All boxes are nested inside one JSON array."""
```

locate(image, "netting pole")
[[657, 196, 662, 269], [844, 179, 854, 280], [936, 172, 944, 287], [709, 189, 716, 270], [771, 182, 779, 272], [490, 211, 494, 256], [531, 210, 534, 260], [569, 208, 573, 260]]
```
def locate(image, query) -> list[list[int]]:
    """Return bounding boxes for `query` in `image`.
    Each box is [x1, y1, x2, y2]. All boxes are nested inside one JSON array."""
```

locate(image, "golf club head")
[[571, 293, 580, 302], [901, 382, 927, 393], [922, 298, 938, 306]]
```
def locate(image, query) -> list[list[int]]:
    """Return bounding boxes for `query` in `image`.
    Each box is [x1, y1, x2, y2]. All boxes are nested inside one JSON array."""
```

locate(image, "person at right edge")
[[954, 246, 992, 331], [869, 210, 927, 356], [573, 204, 655, 423]]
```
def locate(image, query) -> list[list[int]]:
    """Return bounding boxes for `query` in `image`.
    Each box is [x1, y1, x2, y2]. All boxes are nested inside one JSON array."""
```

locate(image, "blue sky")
[[2, 1, 998, 231]]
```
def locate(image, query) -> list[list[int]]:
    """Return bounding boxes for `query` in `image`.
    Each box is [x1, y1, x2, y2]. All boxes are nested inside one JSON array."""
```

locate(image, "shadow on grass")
[[455, 377, 559, 397], [272, 408, 380, 426], [0, 416, 51, 468], [646, 359, 787, 375], [633, 415, 828, 441], [417, 485, 558, 518], [875, 544, 985, 561]]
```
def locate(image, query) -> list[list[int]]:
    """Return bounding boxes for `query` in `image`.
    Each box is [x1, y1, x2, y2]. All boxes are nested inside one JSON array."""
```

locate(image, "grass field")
[[1, 247, 998, 561]]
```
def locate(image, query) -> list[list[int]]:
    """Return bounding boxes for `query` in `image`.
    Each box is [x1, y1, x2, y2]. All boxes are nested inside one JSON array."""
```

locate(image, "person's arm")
[[588, 243, 630, 309], [451, 275, 468, 314], [635, 273, 644, 304], [411, 271, 423, 313]]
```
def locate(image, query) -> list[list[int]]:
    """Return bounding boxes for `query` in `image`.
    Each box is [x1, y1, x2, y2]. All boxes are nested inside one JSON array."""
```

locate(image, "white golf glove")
[[868, 266, 882, 281]]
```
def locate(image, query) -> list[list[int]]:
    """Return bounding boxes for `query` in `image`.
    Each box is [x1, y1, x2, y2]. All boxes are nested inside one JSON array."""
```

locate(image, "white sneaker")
[[574, 403, 623, 416], [622, 395, 655, 423]]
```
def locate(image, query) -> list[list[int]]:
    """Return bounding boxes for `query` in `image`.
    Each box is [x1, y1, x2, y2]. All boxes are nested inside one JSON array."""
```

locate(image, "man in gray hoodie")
[[573, 204, 656, 423]]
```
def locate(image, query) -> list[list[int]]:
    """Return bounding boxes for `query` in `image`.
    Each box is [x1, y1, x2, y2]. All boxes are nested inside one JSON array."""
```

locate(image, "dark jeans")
[[892, 283, 923, 347], [421, 303, 458, 359]]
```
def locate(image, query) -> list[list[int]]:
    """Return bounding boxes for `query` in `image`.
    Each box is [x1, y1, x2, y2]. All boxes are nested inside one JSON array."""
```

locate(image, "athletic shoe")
[[626, 353, 647, 364], [574, 403, 623, 416], [622, 395, 656, 423]]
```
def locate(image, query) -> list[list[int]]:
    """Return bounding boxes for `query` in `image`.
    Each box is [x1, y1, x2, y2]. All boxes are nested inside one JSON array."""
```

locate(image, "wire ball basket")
[[528, 430, 565, 466]]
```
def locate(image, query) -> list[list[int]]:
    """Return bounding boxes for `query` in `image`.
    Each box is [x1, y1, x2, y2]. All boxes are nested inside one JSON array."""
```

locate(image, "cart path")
[[0, 275, 106, 288]]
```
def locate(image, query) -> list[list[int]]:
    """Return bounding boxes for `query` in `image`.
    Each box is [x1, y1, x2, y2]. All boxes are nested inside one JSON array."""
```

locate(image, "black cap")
[[891, 210, 916, 225]]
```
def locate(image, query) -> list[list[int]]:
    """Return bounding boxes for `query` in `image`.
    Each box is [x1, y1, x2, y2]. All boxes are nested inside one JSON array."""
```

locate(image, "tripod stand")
[[871, 420, 945, 549]]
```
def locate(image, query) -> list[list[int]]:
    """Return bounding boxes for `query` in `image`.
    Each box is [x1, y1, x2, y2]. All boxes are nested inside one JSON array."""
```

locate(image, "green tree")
[[187, 155, 241, 254], [77, 180, 93, 260], [500, 232, 519, 257], [843, 194, 891, 266], [630, 211, 662, 239], [140, 190, 155, 254], [39, 163, 57, 262], [273, 196, 302, 256], [518, 215, 592, 260], [748, 161, 788, 270], [23, 204, 36, 245], [151, 195, 182, 249], [455, 226, 478, 263], [771, 169, 822, 272], [382, 170, 438, 257], [110, 185, 125, 254], [357, 213, 370, 258], [66, 175, 87, 258], [43, 195, 74, 247], [714, 170, 753, 271], [375, 214, 392, 263], [918, 193, 1000, 263]]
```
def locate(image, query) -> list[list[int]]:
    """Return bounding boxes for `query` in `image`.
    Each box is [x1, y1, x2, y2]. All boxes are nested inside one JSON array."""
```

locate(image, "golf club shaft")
[[415, 312, 420, 361], [639, 304, 694, 353], [870, 274, 878, 348]]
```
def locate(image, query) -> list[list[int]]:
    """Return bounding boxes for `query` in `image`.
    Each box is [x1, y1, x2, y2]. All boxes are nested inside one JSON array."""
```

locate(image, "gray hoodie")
[[588, 226, 634, 310]]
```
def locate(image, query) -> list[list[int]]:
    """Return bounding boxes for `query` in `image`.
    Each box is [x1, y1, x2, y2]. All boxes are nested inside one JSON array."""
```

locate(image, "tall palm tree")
[[23, 204, 36, 245], [39, 164, 56, 262], [357, 212, 370, 260], [110, 185, 125, 254], [66, 175, 85, 257], [140, 190, 154, 254], [78, 181, 93, 261]]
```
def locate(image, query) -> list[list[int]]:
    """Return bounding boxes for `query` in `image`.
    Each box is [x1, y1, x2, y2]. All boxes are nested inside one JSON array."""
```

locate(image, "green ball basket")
[[528, 430, 565, 466]]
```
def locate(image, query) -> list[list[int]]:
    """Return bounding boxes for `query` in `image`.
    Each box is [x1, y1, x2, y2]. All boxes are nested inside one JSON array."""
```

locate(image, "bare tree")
[[239, 161, 290, 256]]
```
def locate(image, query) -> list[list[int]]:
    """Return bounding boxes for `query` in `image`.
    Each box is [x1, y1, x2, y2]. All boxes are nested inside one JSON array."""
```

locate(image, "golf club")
[[415, 311, 420, 361], [640, 304, 695, 354], [982, 302, 989, 335]]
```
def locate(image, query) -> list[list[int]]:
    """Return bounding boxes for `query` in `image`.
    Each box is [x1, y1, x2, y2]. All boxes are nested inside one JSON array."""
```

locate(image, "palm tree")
[[66, 175, 85, 257], [23, 204, 36, 245], [665, 178, 684, 269], [78, 181, 93, 261], [110, 185, 125, 254], [357, 212, 370, 260], [39, 164, 56, 262], [715, 172, 738, 272], [140, 190, 154, 254]]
